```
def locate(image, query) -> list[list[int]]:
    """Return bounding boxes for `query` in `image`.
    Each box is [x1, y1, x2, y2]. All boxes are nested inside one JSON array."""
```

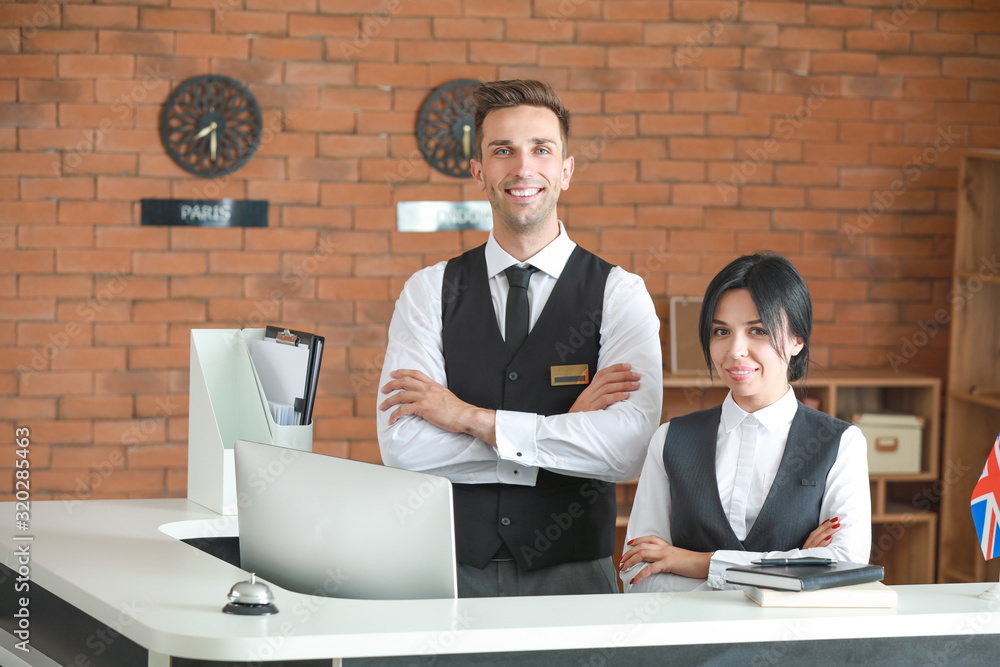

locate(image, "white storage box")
[[853, 413, 924, 475]]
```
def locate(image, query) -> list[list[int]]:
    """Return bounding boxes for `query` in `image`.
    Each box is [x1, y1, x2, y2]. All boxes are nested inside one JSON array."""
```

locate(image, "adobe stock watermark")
[[679, 368, 719, 408], [236, 233, 339, 330], [17, 271, 131, 388], [519, 480, 614, 568], [887, 254, 998, 372], [749, 619, 811, 667], [190, 110, 289, 200], [844, 126, 960, 243], [554, 307, 601, 364], [583, 591, 676, 666], [70, 600, 145, 666], [338, 0, 403, 59], [54, 66, 167, 179], [238, 442, 302, 502], [675, 0, 748, 71], [878, 0, 928, 38], [925, 592, 1000, 667], [355, 276, 468, 395], [409, 609, 476, 665], [5, 0, 59, 50], [61, 394, 181, 512], [868, 458, 974, 564], [717, 84, 831, 203], [384, 148, 430, 185], [633, 243, 671, 288], [243, 567, 351, 666], [574, 116, 630, 174], [393, 472, 450, 524], [546, 0, 587, 28], [771, 417, 844, 491], [912, 458, 973, 513], [213, 0, 248, 23], [356, 328, 415, 395]]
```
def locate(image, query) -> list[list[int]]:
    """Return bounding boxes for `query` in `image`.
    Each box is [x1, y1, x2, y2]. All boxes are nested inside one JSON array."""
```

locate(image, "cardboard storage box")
[[853, 414, 924, 475]]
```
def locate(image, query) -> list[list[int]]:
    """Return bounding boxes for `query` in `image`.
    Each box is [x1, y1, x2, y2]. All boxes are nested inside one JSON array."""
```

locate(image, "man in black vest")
[[378, 80, 662, 597]]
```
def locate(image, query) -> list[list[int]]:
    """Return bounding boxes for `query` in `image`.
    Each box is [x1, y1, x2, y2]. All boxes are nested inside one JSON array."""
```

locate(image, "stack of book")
[[725, 560, 896, 608]]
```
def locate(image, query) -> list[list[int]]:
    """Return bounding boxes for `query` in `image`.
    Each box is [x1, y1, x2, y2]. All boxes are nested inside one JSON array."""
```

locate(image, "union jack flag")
[[971, 431, 1000, 561]]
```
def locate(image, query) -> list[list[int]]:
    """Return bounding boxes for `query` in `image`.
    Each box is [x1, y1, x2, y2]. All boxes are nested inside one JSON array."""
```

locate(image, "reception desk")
[[3, 499, 1000, 667]]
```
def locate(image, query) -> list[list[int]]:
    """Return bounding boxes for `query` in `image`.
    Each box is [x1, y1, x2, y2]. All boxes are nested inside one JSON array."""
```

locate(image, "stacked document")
[[726, 561, 895, 608], [248, 326, 324, 426], [725, 561, 884, 591], [743, 581, 897, 608]]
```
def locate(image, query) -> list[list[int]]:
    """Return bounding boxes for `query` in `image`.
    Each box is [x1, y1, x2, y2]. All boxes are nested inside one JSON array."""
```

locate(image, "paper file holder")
[[188, 329, 313, 515]]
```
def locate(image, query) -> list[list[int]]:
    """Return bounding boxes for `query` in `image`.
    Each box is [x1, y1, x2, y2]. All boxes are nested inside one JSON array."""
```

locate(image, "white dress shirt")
[[377, 223, 662, 486], [622, 388, 871, 592]]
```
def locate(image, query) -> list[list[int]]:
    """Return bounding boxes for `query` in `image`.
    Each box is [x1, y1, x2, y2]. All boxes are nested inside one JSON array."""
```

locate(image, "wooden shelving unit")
[[937, 149, 1000, 585], [616, 370, 941, 586]]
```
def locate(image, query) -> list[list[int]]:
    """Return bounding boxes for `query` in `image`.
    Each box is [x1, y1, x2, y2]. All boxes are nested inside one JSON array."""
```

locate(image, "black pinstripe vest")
[[663, 402, 849, 552], [442, 243, 615, 571]]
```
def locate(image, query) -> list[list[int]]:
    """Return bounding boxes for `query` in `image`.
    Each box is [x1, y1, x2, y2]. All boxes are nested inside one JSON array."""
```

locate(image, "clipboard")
[[259, 325, 324, 426]]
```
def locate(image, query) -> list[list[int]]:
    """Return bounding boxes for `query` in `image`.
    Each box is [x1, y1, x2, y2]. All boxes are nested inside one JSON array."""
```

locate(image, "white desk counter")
[[2, 499, 1000, 666]]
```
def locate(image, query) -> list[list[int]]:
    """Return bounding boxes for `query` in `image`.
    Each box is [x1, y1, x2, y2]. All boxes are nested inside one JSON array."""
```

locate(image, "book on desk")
[[725, 561, 884, 592], [743, 581, 897, 608], [726, 561, 893, 608]]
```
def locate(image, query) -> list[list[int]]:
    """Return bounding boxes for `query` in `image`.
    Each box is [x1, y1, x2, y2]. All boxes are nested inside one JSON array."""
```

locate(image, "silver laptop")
[[234, 439, 457, 600]]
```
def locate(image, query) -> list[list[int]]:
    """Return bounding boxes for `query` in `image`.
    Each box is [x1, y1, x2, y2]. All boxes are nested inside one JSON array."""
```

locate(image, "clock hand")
[[210, 127, 217, 162], [193, 121, 217, 140], [462, 124, 471, 159]]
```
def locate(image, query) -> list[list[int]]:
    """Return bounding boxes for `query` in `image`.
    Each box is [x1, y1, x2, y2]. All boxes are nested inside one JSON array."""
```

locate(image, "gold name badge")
[[551, 364, 590, 386]]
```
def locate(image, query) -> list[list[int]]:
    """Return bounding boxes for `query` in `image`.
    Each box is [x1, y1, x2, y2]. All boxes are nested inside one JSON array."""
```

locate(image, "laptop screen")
[[234, 439, 457, 600]]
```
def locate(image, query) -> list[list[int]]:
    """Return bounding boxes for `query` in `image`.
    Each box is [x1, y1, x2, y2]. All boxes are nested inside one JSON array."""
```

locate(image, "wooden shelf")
[[955, 269, 1000, 284], [952, 391, 1000, 411], [876, 505, 937, 523], [937, 150, 1000, 585], [871, 472, 938, 483]]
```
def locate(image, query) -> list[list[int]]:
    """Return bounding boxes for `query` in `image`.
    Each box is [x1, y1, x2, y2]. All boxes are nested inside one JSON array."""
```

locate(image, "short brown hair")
[[472, 79, 571, 160]]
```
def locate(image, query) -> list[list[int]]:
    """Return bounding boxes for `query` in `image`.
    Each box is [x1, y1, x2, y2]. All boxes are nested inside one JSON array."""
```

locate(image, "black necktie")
[[504, 265, 537, 355]]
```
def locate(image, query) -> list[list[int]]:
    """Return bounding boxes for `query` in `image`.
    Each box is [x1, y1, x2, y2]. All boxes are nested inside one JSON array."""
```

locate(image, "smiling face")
[[709, 288, 804, 413], [469, 105, 574, 241]]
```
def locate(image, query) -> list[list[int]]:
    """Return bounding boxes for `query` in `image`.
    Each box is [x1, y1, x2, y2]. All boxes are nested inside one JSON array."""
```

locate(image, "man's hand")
[[568, 363, 640, 413], [379, 369, 496, 446], [619, 535, 713, 585]]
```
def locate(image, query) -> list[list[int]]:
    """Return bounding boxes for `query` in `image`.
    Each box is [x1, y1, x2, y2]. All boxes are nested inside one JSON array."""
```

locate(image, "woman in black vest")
[[619, 252, 872, 592]]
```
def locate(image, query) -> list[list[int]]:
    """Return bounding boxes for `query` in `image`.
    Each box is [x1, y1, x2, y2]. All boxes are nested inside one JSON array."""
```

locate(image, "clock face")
[[160, 75, 262, 178], [416, 79, 481, 179]]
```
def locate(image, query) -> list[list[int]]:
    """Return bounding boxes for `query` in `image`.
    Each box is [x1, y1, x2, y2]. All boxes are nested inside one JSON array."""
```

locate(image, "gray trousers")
[[457, 557, 619, 597]]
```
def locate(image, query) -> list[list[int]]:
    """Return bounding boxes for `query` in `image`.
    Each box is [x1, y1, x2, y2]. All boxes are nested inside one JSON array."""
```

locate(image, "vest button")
[[500, 517, 511, 526], [508, 371, 518, 381]]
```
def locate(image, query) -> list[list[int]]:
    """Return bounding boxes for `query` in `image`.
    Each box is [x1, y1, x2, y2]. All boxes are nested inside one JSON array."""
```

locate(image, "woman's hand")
[[619, 535, 713, 585], [802, 516, 840, 549]]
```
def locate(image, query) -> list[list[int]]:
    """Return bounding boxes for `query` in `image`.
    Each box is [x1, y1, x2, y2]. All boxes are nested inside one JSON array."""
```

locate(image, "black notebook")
[[725, 562, 884, 591]]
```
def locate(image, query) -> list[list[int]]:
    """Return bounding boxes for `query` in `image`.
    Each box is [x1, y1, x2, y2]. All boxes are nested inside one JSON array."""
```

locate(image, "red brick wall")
[[2, 0, 998, 500]]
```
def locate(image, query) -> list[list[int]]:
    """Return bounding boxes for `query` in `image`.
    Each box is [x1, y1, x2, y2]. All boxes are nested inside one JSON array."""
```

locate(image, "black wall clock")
[[416, 79, 481, 179], [160, 75, 262, 178]]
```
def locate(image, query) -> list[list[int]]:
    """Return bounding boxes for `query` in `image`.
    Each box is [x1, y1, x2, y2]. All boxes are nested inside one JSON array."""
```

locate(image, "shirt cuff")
[[494, 410, 539, 485], [707, 552, 741, 590], [495, 409, 538, 464]]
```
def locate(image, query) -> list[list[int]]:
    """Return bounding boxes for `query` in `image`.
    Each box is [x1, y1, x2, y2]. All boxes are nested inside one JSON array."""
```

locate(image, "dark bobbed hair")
[[698, 252, 812, 382], [472, 79, 570, 161]]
